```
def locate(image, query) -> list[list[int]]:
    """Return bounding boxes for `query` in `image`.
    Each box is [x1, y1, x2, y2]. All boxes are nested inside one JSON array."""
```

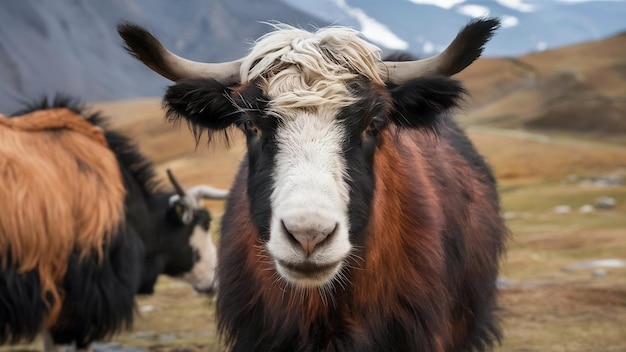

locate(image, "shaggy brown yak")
[[0, 107, 124, 326], [0, 100, 226, 351]]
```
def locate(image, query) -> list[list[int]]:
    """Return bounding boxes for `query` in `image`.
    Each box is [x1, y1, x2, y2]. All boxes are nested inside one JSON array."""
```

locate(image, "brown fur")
[[0, 108, 108, 147], [352, 128, 503, 350], [218, 123, 504, 350], [0, 109, 125, 326]]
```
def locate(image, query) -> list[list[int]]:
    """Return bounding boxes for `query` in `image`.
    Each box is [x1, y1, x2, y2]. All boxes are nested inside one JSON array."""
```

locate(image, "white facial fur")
[[180, 225, 218, 292], [267, 109, 352, 288], [238, 24, 386, 288]]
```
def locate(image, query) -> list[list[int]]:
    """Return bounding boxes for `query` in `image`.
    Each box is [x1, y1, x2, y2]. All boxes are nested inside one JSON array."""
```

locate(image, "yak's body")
[[0, 99, 222, 349], [119, 18, 507, 352], [218, 114, 504, 351]]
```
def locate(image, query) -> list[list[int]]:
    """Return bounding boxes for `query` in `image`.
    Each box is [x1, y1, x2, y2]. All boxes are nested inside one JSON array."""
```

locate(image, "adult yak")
[[119, 18, 507, 351], [0, 98, 227, 351]]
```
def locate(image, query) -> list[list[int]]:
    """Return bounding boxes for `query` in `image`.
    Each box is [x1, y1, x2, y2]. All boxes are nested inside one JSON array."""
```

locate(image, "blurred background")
[[1, 0, 625, 351], [1, 0, 625, 111]]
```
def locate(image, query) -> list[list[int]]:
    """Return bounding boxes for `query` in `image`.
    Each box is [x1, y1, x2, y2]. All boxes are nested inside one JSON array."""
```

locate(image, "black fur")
[[0, 255, 45, 345], [389, 76, 466, 131], [435, 17, 500, 76], [164, 78, 239, 145], [338, 80, 388, 249], [117, 23, 178, 81], [164, 79, 279, 239], [49, 225, 144, 348]]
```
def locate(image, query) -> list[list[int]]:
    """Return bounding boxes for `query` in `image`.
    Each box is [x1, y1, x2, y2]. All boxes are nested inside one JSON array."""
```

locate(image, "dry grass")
[[469, 129, 626, 181], [456, 32, 626, 134]]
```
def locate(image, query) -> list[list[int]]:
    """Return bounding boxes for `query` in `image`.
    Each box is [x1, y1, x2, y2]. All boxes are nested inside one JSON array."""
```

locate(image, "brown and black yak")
[[0, 98, 227, 351], [119, 18, 507, 351]]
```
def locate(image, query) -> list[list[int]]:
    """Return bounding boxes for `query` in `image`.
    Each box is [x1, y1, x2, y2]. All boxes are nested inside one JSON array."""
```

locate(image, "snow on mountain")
[[1, 0, 624, 111], [281, 0, 626, 58], [500, 15, 520, 28], [457, 4, 490, 17], [331, 0, 409, 50], [407, 0, 467, 9], [494, 0, 536, 12]]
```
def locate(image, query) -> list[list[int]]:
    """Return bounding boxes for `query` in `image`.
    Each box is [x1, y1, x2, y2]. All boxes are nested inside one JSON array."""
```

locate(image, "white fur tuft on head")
[[239, 24, 385, 114]]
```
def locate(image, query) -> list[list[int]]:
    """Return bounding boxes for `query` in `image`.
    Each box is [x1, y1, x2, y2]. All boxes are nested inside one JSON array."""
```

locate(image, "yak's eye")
[[366, 116, 387, 136], [238, 118, 258, 137], [243, 119, 253, 131]]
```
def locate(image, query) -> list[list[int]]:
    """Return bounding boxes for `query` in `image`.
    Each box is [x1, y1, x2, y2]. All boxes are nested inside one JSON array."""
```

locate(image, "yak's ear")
[[389, 76, 466, 130], [163, 78, 239, 131]]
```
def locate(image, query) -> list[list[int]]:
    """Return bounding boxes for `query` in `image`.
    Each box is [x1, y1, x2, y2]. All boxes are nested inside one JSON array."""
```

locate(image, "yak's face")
[[145, 192, 221, 295], [165, 72, 464, 290], [128, 24, 480, 289], [166, 207, 217, 293], [167, 79, 388, 289]]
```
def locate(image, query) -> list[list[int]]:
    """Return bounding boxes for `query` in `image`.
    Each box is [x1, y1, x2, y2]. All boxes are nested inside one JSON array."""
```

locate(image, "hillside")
[[0, 0, 328, 113], [456, 31, 626, 135]]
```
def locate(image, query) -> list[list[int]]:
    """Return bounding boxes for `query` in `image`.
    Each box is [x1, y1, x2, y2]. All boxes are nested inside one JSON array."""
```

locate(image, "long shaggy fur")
[[48, 225, 143, 348], [241, 24, 384, 113], [0, 258, 45, 345], [217, 122, 505, 351], [0, 104, 125, 328]]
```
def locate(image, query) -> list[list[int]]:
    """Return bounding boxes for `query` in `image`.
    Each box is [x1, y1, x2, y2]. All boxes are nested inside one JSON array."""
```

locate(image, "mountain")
[[0, 0, 328, 113], [1, 0, 624, 118], [282, 0, 626, 57]]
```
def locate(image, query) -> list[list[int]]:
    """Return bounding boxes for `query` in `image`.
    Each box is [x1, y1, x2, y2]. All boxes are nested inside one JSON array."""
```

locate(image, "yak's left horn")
[[378, 18, 500, 85], [167, 168, 187, 197], [117, 22, 242, 85]]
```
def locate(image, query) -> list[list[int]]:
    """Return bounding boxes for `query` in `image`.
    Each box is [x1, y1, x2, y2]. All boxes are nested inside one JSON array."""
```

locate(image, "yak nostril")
[[281, 220, 339, 256], [281, 219, 298, 245]]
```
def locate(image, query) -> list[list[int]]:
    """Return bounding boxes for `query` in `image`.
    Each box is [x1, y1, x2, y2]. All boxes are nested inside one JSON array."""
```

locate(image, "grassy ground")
[[474, 128, 626, 352], [4, 101, 626, 351]]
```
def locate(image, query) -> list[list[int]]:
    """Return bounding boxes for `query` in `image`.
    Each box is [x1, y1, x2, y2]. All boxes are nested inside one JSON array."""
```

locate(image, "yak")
[[0, 98, 227, 351], [119, 18, 507, 351]]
